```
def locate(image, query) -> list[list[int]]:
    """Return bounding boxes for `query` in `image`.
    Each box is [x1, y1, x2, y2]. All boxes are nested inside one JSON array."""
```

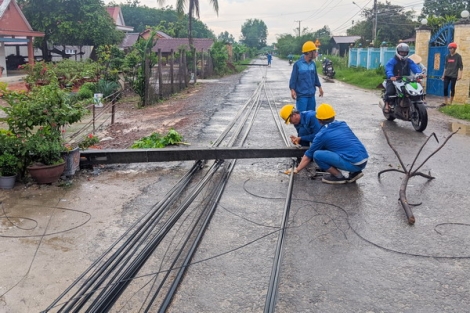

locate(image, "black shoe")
[[322, 174, 347, 184], [347, 171, 364, 183]]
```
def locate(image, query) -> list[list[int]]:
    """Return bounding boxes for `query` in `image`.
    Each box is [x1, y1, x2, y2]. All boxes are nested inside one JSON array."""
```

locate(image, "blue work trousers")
[[313, 150, 366, 173], [296, 96, 316, 112]]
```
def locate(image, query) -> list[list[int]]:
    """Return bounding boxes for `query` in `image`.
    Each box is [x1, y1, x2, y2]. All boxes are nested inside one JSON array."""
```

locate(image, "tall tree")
[[240, 19, 268, 49], [218, 31, 235, 44], [156, 0, 219, 46], [120, 4, 215, 38], [347, 1, 416, 46], [421, 0, 468, 18], [18, 0, 124, 61]]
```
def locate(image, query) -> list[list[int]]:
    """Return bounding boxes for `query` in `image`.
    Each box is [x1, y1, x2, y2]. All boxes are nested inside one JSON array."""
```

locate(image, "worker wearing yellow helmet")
[[289, 41, 324, 112], [288, 103, 368, 184], [279, 104, 322, 146]]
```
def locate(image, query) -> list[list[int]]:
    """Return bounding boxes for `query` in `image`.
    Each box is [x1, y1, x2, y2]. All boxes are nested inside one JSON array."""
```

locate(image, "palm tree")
[[157, 0, 219, 46]]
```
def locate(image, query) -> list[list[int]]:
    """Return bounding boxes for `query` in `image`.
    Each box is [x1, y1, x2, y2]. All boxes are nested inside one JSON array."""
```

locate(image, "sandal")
[[439, 103, 447, 107]]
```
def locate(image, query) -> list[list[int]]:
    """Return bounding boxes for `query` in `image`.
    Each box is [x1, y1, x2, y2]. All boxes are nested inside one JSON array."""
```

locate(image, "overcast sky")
[[107, 0, 425, 44]]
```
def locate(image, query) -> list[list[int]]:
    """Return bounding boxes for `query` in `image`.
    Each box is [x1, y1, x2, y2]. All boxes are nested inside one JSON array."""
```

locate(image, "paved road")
[[170, 56, 470, 312], [1, 56, 470, 312]]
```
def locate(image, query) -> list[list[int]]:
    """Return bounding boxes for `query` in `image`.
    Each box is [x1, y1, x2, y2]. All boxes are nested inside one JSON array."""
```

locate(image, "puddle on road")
[[449, 122, 470, 136]]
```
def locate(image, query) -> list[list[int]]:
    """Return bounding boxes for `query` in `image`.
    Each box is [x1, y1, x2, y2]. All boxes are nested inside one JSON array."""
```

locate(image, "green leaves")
[[131, 129, 185, 148]]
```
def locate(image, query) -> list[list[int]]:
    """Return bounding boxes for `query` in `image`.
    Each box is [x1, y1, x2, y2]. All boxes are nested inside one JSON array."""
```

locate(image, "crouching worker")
[[279, 104, 322, 146], [289, 103, 368, 184]]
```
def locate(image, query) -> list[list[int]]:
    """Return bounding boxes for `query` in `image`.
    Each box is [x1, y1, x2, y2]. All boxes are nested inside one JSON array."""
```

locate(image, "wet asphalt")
[[2, 56, 470, 312], [169, 57, 470, 312]]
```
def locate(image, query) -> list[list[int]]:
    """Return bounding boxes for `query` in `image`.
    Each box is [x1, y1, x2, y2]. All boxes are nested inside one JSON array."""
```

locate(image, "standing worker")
[[289, 41, 323, 112], [267, 52, 272, 67], [441, 42, 463, 107], [287, 103, 368, 184], [279, 104, 322, 147]]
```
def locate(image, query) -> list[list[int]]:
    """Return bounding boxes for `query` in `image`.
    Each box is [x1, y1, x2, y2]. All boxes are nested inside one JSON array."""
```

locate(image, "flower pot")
[[0, 175, 16, 189], [27, 162, 65, 184], [61, 147, 80, 176], [94, 93, 103, 107]]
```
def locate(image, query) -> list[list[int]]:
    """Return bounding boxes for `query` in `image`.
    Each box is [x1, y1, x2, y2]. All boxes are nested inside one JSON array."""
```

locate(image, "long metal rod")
[[264, 161, 295, 313]]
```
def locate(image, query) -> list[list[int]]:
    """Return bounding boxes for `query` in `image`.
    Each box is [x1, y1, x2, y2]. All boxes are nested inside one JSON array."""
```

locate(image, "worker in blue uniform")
[[288, 103, 368, 184], [279, 104, 322, 146], [289, 41, 323, 112]]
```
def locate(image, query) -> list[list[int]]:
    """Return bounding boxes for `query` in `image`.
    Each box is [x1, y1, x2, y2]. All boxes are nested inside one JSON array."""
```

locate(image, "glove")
[[284, 168, 298, 175]]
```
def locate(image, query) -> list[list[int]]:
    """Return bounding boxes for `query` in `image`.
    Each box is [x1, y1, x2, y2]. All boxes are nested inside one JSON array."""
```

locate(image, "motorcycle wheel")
[[411, 102, 428, 132]]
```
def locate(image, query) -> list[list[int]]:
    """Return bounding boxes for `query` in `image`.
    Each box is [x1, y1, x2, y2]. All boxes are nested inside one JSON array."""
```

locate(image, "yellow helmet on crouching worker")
[[302, 41, 317, 53], [316, 103, 336, 120], [279, 104, 295, 124]]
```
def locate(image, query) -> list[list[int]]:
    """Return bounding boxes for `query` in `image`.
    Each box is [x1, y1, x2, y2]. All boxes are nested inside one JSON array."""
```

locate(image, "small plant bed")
[[439, 104, 470, 121], [131, 129, 187, 148]]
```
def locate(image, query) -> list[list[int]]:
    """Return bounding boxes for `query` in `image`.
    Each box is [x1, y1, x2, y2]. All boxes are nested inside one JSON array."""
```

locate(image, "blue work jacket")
[[289, 55, 321, 97], [295, 111, 322, 143], [385, 56, 422, 79], [305, 120, 368, 165]]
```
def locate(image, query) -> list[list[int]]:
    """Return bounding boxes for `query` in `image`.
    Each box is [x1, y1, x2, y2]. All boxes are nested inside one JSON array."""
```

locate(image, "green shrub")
[[131, 129, 184, 148], [96, 79, 120, 98], [77, 87, 94, 100]]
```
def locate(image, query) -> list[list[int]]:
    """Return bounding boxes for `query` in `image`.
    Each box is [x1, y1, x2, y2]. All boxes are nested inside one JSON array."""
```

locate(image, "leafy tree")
[[421, 0, 468, 18], [120, 4, 215, 38], [122, 28, 159, 106], [156, 0, 219, 46], [18, 0, 124, 61], [218, 31, 235, 44], [421, 15, 459, 33], [232, 42, 247, 62], [209, 41, 228, 75], [313, 25, 332, 54], [347, 1, 416, 46], [240, 19, 268, 49]]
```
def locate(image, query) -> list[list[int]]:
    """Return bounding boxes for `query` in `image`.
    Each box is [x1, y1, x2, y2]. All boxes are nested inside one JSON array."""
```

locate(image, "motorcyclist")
[[384, 43, 422, 113]]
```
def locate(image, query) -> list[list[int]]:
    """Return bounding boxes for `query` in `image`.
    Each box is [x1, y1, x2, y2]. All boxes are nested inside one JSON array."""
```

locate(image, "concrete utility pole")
[[295, 20, 301, 37], [373, 0, 377, 42]]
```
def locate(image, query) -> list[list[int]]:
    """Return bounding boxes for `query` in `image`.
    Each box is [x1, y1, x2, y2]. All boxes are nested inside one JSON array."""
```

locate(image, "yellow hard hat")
[[316, 103, 336, 120], [302, 41, 317, 53], [279, 104, 295, 124]]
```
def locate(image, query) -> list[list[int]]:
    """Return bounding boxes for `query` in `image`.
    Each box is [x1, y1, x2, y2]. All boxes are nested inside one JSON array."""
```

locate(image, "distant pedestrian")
[[408, 54, 427, 76], [441, 42, 463, 107], [289, 41, 323, 111], [267, 52, 272, 67]]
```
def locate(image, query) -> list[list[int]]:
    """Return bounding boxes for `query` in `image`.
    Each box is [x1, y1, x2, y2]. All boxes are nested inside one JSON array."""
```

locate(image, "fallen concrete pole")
[[80, 147, 308, 165]]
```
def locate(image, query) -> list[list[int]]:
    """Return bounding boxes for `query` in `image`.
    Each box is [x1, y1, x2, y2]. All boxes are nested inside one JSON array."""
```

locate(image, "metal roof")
[[331, 36, 361, 44]]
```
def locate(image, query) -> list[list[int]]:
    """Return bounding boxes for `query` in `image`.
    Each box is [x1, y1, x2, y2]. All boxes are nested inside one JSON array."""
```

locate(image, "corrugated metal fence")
[[348, 47, 415, 69]]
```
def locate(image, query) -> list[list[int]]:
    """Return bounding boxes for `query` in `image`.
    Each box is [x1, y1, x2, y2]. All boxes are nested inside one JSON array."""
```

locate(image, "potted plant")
[[0, 75, 87, 184], [0, 129, 21, 189], [79, 133, 100, 150], [25, 127, 66, 183], [62, 143, 81, 177], [0, 153, 19, 189]]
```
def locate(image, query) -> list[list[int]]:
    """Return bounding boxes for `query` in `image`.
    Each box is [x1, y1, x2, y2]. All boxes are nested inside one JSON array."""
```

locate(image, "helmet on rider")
[[316, 103, 336, 120], [395, 43, 410, 60], [302, 41, 317, 53], [448, 42, 458, 49], [279, 104, 296, 124]]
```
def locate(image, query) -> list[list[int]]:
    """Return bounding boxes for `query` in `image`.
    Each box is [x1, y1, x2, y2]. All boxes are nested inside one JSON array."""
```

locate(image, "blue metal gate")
[[427, 24, 454, 96]]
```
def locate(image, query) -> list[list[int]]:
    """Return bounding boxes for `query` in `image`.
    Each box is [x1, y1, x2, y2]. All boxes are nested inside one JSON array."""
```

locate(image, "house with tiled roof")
[[106, 6, 134, 33], [0, 0, 44, 77]]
